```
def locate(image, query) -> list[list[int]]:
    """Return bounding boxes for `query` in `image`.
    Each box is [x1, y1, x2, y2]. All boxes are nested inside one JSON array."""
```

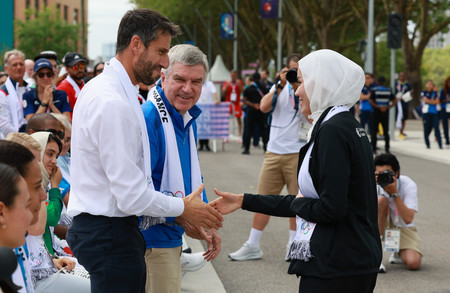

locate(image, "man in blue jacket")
[[141, 44, 221, 293]]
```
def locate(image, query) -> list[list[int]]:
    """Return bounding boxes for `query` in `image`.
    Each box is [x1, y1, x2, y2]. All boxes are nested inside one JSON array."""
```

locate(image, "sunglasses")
[[72, 63, 86, 71], [37, 71, 54, 78], [32, 128, 65, 140]]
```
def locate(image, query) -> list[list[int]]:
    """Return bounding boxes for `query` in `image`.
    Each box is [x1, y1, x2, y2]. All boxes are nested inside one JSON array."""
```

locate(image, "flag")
[[220, 13, 234, 40]]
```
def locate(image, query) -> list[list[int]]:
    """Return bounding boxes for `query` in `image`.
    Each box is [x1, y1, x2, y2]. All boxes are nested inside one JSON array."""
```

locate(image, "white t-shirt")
[[267, 83, 309, 154], [198, 81, 217, 104], [377, 174, 418, 228]]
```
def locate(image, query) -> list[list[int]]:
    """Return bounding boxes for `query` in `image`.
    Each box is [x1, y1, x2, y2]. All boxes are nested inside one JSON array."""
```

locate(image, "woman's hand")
[[209, 189, 244, 215], [50, 166, 63, 189], [43, 84, 54, 104], [53, 257, 75, 271]]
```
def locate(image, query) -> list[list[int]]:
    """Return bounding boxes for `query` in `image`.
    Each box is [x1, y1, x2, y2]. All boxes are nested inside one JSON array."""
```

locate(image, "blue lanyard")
[[15, 243, 30, 293]]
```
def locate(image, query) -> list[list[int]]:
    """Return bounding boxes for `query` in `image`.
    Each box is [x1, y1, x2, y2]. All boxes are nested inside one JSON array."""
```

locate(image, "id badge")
[[298, 122, 309, 142], [230, 93, 237, 102], [384, 229, 400, 252]]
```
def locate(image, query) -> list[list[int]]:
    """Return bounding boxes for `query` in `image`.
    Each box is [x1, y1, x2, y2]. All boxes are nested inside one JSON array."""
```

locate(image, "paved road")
[[182, 119, 450, 293]]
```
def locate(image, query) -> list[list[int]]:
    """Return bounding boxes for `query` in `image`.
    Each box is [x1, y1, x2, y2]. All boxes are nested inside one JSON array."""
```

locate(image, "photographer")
[[228, 54, 311, 262], [375, 153, 422, 272]]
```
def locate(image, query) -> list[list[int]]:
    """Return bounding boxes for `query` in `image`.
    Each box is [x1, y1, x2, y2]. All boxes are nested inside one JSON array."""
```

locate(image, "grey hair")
[[4, 50, 25, 66], [162, 45, 209, 80]]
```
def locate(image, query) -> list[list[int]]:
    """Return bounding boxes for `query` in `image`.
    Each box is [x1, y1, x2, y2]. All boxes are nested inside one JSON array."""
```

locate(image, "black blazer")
[[243, 107, 382, 278]]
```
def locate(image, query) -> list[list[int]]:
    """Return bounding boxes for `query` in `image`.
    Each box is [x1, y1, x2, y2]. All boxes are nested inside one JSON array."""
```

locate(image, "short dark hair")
[[0, 140, 36, 179], [47, 133, 63, 154], [26, 113, 59, 133], [374, 153, 400, 175], [377, 76, 386, 85], [286, 53, 301, 65], [0, 163, 21, 207], [365, 73, 374, 78], [116, 9, 181, 54]]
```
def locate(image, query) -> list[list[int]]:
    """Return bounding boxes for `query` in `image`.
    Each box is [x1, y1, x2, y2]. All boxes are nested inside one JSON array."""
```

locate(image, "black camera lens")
[[377, 170, 394, 187], [286, 68, 298, 84]]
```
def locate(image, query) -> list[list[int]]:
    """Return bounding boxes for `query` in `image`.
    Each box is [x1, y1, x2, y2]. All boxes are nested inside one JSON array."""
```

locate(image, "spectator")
[[0, 138, 46, 292], [26, 113, 64, 140], [198, 79, 219, 151], [360, 73, 376, 136], [30, 132, 64, 256], [56, 52, 87, 113], [0, 50, 30, 136], [222, 70, 244, 137], [34, 51, 60, 84], [369, 76, 397, 154], [93, 62, 104, 77], [241, 72, 269, 154], [421, 80, 442, 149], [22, 58, 72, 122], [439, 77, 450, 147], [24, 59, 35, 86], [375, 153, 422, 272], [0, 72, 8, 86], [260, 69, 273, 92], [0, 163, 33, 249], [395, 72, 412, 139]]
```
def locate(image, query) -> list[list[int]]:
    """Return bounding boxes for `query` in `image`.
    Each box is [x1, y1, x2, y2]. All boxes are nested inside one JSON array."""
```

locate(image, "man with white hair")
[[0, 50, 30, 137], [141, 44, 221, 293], [24, 59, 35, 86]]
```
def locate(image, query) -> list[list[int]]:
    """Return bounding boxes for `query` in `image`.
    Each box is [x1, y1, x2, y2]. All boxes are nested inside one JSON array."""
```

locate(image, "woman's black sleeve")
[[242, 193, 297, 217]]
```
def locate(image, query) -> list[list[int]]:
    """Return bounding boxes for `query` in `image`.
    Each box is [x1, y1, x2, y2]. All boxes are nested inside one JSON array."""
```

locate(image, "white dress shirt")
[[67, 58, 185, 218]]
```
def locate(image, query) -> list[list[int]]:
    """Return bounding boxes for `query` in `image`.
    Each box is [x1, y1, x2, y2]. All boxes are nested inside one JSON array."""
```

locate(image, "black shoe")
[[198, 147, 204, 151], [242, 150, 250, 155]]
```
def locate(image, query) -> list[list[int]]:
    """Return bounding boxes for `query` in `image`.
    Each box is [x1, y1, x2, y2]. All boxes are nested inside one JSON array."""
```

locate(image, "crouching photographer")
[[375, 153, 422, 273]]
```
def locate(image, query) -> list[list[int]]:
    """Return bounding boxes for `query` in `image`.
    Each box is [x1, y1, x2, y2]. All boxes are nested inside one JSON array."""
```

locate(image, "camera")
[[377, 170, 394, 187], [286, 68, 298, 84]]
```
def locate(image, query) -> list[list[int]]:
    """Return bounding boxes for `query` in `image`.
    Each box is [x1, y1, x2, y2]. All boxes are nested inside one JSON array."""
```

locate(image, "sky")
[[88, 0, 136, 59]]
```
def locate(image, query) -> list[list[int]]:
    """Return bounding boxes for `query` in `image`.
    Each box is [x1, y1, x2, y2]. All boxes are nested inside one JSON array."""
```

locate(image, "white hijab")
[[31, 132, 52, 189], [299, 49, 365, 125]]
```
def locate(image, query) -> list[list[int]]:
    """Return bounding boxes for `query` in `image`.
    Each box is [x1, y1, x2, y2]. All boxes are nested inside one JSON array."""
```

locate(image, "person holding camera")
[[375, 153, 422, 273], [229, 54, 311, 261]]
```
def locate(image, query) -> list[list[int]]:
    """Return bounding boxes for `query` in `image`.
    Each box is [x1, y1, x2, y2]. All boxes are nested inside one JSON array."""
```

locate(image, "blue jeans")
[[67, 214, 146, 293], [422, 113, 442, 148]]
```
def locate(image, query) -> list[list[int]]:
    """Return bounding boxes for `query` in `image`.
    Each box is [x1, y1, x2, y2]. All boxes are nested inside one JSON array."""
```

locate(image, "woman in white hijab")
[[211, 50, 382, 292]]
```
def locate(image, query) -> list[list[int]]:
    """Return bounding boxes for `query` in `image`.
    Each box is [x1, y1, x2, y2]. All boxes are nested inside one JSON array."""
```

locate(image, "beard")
[[134, 52, 161, 85]]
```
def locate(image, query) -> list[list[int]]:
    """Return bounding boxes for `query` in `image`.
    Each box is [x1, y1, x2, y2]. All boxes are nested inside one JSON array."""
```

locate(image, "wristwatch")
[[41, 102, 48, 107], [390, 193, 400, 199], [277, 83, 284, 90]]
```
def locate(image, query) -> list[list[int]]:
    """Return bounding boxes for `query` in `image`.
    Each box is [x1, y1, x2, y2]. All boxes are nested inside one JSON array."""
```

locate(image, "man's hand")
[[278, 67, 288, 88], [203, 228, 221, 261], [209, 188, 244, 215], [382, 176, 399, 196], [180, 184, 223, 230]]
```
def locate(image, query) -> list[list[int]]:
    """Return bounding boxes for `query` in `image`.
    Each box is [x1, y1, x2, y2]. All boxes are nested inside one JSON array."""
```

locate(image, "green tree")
[[15, 6, 80, 61], [421, 45, 450, 88], [386, 0, 450, 109]]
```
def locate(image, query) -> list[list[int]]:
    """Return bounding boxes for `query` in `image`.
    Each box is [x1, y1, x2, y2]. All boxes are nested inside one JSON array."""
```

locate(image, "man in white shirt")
[[0, 50, 30, 137], [229, 54, 311, 261], [375, 153, 422, 273], [66, 9, 223, 293]]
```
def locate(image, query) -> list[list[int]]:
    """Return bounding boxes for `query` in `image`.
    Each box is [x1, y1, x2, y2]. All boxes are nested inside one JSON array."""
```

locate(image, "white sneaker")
[[181, 252, 206, 273], [285, 241, 293, 261], [228, 242, 263, 261], [379, 263, 386, 273], [389, 252, 403, 264]]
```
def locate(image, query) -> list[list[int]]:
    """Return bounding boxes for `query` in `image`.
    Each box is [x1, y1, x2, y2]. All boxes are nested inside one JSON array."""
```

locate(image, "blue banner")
[[220, 13, 234, 40], [260, 0, 278, 19], [196, 103, 230, 139]]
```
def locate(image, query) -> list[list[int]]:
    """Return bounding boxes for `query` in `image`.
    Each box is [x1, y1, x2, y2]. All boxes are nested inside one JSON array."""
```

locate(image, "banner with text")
[[196, 102, 230, 139]]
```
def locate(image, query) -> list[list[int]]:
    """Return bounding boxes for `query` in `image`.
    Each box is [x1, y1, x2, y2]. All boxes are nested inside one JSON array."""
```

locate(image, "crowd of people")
[[0, 7, 443, 293]]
